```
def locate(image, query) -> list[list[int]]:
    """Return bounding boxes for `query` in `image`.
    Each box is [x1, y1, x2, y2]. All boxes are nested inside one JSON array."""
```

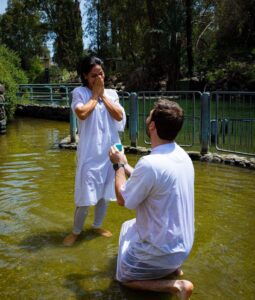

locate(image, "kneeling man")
[[109, 99, 195, 299]]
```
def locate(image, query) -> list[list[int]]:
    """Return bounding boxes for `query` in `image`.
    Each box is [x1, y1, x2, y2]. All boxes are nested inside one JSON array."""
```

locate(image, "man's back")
[[111, 99, 195, 298], [121, 142, 194, 260]]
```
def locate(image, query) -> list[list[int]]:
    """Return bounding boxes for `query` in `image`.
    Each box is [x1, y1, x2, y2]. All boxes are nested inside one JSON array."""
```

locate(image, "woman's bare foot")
[[92, 228, 112, 237], [175, 280, 194, 300], [63, 233, 79, 246]]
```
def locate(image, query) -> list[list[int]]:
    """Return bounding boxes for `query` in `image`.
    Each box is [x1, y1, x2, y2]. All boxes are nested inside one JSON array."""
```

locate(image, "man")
[[109, 99, 194, 299]]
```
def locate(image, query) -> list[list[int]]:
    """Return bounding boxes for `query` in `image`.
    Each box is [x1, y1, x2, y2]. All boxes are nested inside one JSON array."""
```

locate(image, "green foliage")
[[205, 60, 255, 90], [85, 0, 187, 90], [0, 0, 83, 75], [32, 65, 79, 84], [1, 0, 254, 91], [26, 57, 44, 82], [46, 66, 78, 83], [0, 45, 28, 119], [0, 0, 46, 71], [215, 0, 255, 58], [38, 0, 83, 71], [86, 0, 147, 67]]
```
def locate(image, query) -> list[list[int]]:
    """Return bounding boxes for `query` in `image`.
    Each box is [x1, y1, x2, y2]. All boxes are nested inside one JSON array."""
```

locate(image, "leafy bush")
[[205, 60, 255, 91], [33, 65, 79, 84], [26, 57, 44, 82], [46, 66, 78, 83], [0, 45, 28, 119]]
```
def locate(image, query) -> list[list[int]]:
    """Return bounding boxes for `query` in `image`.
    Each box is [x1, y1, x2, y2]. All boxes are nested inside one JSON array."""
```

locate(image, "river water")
[[0, 117, 254, 300]]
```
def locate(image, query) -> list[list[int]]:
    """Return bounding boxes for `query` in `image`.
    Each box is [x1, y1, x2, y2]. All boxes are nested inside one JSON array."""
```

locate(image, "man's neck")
[[151, 137, 173, 149]]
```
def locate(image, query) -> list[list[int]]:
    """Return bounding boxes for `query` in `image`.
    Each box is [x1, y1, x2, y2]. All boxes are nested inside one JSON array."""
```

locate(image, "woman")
[[63, 56, 126, 246]]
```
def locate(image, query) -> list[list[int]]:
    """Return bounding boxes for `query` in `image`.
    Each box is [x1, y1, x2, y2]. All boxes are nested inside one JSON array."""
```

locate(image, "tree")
[[143, 0, 185, 90], [86, 0, 147, 64], [0, 45, 28, 119], [215, 0, 255, 60], [185, 0, 193, 77], [192, 0, 217, 77], [0, 0, 46, 71], [39, 0, 84, 71], [85, 0, 186, 89]]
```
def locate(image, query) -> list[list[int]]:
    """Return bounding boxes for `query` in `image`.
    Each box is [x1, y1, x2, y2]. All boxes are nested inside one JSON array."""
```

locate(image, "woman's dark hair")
[[151, 99, 184, 141], [77, 56, 104, 86]]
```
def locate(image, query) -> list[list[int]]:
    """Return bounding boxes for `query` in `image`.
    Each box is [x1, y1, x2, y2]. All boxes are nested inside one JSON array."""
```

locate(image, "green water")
[[0, 117, 254, 300]]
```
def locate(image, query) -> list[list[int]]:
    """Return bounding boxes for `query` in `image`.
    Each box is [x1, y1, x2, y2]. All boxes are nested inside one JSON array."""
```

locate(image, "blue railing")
[[17, 84, 80, 106], [210, 91, 255, 156], [17, 84, 255, 156], [137, 91, 202, 149]]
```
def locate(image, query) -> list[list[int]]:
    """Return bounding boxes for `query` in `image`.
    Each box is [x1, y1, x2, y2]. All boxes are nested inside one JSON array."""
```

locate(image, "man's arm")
[[114, 167, 126, 206], [109, 145, 132, 206], [123, 163, 134, 177]]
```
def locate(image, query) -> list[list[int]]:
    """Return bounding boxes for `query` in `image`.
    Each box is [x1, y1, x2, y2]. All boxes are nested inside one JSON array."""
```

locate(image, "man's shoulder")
[[137, 155, 155, 169], [176, 144, 193, 162]]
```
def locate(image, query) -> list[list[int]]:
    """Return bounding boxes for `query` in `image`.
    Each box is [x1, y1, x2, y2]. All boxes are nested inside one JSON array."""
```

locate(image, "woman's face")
[[84, 64, 105, 89]]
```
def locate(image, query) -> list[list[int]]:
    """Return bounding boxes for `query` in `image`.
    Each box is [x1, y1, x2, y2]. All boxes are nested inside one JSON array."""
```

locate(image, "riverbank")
[[15, 104, 255, 170], [15, 104, 69, 121], [59, 135, 255, 170]]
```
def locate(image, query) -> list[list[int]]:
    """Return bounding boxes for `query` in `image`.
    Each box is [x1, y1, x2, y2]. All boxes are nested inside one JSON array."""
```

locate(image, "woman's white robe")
[[71, 86, 126, 206]]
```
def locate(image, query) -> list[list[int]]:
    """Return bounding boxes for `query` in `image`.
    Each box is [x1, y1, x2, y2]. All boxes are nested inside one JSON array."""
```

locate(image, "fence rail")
[[211, 91, 255, 156], [17, 84, 255, 156], [137, 91, 202, 149], [17, 84, 80, 106]]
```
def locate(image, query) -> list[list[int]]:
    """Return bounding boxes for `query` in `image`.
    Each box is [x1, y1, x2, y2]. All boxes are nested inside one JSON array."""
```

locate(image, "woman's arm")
[[75, 98, 98, 120], [74, 76, 104, 120], [101, 94, 123, 121], [94, 76, 123, 121]]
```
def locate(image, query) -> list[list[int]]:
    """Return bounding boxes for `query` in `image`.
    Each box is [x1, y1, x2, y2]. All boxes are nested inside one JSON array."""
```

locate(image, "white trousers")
[[72, 198, 108, 234]]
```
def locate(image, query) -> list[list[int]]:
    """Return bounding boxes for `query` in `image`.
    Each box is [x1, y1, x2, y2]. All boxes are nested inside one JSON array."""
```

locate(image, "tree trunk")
[[185, 0, 193, 78]]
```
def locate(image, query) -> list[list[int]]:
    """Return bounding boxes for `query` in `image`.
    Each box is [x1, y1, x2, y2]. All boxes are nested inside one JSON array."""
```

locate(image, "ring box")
[[115, 143, 123, 151]]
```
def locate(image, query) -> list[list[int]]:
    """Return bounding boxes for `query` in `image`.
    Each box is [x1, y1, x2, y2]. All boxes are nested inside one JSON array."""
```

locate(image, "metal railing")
[[17, 84, 80, 106], [210, 92, 255, 156], [17, 84, 255, 156], [137, 91, 202, 149]]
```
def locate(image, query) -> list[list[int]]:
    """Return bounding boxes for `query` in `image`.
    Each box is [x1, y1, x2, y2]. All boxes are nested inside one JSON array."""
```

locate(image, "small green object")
[[115, 143, 123, 151]]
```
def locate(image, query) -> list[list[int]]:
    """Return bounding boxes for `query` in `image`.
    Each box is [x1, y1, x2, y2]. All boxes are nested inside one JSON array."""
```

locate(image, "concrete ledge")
[[16, 104, 70, 121], [59, 135, 78, 150], [199, 153, 255, 170], [59, 136, 255, 170]]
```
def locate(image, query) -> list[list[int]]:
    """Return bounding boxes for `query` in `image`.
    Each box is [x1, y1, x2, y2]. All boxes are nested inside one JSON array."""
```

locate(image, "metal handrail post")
[[49, 86, 53, 103], [200, 92, 210, 155], [129, 92, 138, 147], [69, 92, 76, 143]]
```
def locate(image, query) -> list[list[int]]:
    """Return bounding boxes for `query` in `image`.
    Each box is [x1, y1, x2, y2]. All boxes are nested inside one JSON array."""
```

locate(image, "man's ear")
[[149, 120, 156, 131]]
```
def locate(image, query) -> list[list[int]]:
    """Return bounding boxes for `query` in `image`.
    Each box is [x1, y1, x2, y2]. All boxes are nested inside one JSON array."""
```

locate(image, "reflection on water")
[[0, 117, 254, 299]]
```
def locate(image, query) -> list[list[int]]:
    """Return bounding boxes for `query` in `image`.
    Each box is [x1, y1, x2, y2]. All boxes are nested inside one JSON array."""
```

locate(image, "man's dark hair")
[[77, 56, 104, 86], [151, 99, 184, 141]]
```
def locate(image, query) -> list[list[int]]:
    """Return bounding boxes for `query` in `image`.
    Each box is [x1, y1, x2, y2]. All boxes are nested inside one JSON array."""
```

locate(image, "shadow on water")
[[20, 229, 175, 299], [19, 229, 104, 252], [64, 256, 174, 300]]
